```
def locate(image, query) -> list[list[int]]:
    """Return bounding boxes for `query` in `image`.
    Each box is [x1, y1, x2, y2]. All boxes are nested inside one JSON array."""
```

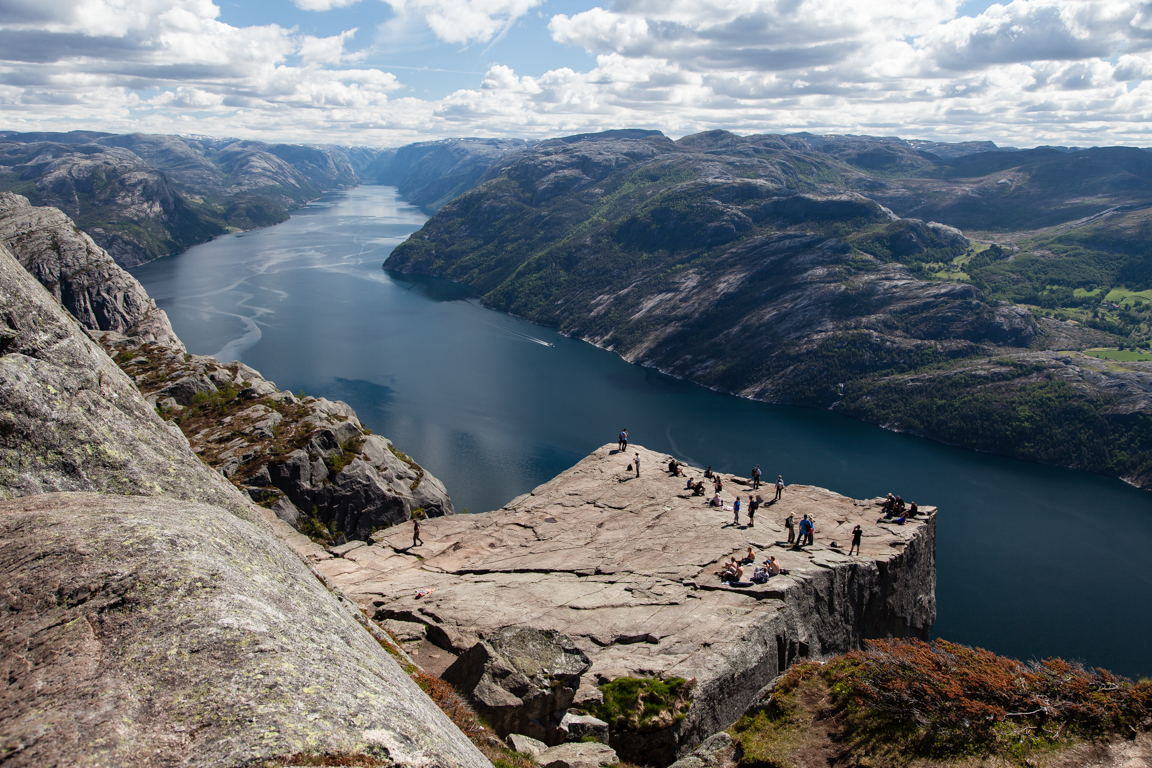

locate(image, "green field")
[[1083, 347, 1152, 361]]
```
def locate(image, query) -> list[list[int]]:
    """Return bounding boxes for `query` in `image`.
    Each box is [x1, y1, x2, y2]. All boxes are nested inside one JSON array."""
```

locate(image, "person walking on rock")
[[619, 428, 628, 452], [751, 465, 762, 490], [785, 512, 795, 544], [849, 524, 863, 556], [634, 452, 640, 477], [412, 518, 423, 548], [774, 475, 784, 501], [748, 494, 761, 528], [733, 496, 741, 525]]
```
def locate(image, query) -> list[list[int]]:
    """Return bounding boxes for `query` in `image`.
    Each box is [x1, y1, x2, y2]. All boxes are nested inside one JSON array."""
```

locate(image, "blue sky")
[[3, 0, 1152, 147]]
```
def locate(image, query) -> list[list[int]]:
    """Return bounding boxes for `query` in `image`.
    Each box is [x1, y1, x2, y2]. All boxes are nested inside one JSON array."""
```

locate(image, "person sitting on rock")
[[710, 493, 723, 507], [895, 496, 906, 515], [751, 565, 769, 583], [767, 556, 782, 575], [693, 481, 705, 496], [741, 547, 755, 564], [713, 475, 723, 493], [686, 476, 696, 491], [704, 466, 713, 478], [907, 502, 919, 517]]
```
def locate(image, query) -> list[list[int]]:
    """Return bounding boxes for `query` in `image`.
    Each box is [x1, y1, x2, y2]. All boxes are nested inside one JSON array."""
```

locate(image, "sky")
[[2, 0, 1152, 148]]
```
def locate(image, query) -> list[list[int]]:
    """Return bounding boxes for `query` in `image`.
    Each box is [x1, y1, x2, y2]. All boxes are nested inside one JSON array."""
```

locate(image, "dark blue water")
[[132, 185, 1152, 679]]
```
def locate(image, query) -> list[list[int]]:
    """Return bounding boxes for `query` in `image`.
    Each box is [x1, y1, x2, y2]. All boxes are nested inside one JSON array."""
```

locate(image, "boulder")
[[507, 733, 548, 759], [666, 732, 734, 768], [559, 712, 610, 744], [537, 742, 620, 768], [443, 627, 591, 744]]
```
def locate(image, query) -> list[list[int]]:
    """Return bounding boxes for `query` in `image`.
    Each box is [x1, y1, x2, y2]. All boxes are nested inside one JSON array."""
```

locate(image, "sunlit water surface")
[[132, 186, 1152, 678]]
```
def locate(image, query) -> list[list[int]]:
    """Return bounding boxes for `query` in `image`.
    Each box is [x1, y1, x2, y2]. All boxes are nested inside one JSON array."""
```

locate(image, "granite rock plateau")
[[385, 130, 1152, 488], [309, 444, 937, 765]]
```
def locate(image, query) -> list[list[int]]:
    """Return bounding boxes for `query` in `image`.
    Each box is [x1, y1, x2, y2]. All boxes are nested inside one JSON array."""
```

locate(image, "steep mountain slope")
[[0, 131, 377, 266], [386, 131, 1152, 486], [365, 137, 531, 210]]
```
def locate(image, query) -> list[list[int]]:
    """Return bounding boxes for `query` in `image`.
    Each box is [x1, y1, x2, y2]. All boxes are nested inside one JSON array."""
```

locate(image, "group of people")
[[717, 546, 784, 584], [877, 493, 918, 525], [783, 512, 816, 547]]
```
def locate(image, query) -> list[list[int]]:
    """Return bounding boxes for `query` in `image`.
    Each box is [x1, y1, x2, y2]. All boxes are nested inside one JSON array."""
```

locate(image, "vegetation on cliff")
[[731, 639, 1151, 767], [588, 677, 694, 734]]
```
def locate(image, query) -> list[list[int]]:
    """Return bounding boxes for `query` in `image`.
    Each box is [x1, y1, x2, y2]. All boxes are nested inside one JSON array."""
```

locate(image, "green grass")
[[1083, 347, 1152, 361], [587, 676, 692, 734]]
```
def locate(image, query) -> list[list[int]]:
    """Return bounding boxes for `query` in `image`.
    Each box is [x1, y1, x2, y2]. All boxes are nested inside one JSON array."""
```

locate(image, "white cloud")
[[382, 0, 543, 45], [6, 0, 1152, 148], [292, 0, 362, 10]]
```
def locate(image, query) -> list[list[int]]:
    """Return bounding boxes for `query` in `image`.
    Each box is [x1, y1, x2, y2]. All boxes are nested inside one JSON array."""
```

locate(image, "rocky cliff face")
[[0, 237, 491, 768], [1, 194, 454, 540], [385, 131, 1152, 488], [95, 329, 455, 539], [312, 444, 936, 765], [0, 192, 183, 347], [0, 493, 488, 768], [0, 239, 243, 513]]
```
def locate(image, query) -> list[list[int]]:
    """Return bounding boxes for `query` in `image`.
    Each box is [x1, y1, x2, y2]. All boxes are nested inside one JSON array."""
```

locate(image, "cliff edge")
[[313, 444, 936, 764]]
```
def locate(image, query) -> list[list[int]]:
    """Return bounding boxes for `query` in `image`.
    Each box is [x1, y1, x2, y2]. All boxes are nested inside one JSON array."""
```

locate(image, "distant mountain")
[[386, 129, 1152, 486], [363, 137, 531, 211], [0, 131, 383, 266]]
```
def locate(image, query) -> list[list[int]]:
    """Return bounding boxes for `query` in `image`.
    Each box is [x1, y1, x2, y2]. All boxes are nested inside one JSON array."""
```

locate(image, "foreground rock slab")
[[316, 444, 936, 764], [0, 492, 489, 768]]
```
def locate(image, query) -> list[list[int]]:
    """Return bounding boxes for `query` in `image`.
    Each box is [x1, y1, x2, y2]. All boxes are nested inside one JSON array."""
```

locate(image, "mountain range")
[[384, 130, 1152, 487]]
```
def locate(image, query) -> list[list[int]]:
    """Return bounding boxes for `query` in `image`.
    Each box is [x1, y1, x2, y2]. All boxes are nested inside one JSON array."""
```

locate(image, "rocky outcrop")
[[536, 742, 619, 768], [0, 492, 490, 768], [95, 329, 455, 540], [0, 192, 454, 539], [0, 241, 244, 515], [0, 192, 183, 348], [443, 627, 592, 744], [313, 444, 936, 766], [0, 229, 491, 768]]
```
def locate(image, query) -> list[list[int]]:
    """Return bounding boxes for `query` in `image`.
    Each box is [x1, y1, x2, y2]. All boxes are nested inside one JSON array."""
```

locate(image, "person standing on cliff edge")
[[775, 475, 784, 501], [619, 428, 628, 452], [634, 452, 641, 477], [751, 465, 761, 489], [849, 524, 863, 555], [412, 518, 423, 548]]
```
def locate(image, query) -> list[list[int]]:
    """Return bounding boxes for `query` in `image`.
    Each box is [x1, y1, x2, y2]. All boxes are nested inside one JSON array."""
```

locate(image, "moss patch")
[[589, 676, 693, 734]]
